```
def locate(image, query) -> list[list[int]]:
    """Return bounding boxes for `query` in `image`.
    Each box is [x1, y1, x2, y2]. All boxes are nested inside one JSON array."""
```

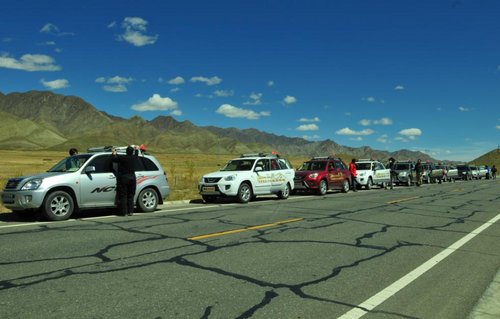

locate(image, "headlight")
[[21, 179, 43, 190], [308, 173, 319, 179], [224, 175, 236, 181]]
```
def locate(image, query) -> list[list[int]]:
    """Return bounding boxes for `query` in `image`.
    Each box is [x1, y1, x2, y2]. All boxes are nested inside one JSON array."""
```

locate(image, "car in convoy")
[[457, 164, 473, 180], [293, 156, 351, 195], [198, 153, 294, 203], [354, 159, 391, 189], [477, 165, 488, 179], [430, 164, 458, 183], [392, 161, 415, 186], [469, 165, 480, 180], [0, 146, 170, 221]]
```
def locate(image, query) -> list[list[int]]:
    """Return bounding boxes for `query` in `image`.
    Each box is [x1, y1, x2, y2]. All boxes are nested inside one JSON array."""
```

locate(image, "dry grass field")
[[0, 150, 309, 213]]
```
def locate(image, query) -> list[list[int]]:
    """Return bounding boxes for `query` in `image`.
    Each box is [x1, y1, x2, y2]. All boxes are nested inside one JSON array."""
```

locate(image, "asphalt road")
[[1, 180, 499, 319]]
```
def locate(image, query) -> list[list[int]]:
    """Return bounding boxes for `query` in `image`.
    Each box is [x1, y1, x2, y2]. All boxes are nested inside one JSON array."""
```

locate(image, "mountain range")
[[0, 90, 437, 162]]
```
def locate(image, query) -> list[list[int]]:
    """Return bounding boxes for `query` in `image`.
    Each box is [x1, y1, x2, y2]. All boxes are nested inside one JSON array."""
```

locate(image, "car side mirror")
[[85, 166, 96, 173], [255, 166, 263, 172]]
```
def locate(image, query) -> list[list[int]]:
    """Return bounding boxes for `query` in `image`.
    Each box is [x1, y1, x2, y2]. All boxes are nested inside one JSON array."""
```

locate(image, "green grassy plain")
[[0, 150, 310, 213]]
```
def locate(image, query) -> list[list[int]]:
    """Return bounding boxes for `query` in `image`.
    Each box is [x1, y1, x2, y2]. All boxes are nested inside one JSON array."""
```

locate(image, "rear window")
[[139, 157, 159, 171]]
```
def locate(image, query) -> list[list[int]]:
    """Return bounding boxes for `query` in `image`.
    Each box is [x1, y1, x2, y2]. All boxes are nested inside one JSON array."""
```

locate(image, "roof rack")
[[87, 145, 148, 155], [311, 156, 337, 160], [239, 153, 279, 158]]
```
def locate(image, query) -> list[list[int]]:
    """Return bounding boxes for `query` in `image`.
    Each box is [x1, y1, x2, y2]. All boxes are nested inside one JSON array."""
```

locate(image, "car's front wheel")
[[317, 180, 327, 195], [237, 182, 252, 203], [137, 188, 158, 212], [366, 177, 373, 190], [42, 190, 75, 221]]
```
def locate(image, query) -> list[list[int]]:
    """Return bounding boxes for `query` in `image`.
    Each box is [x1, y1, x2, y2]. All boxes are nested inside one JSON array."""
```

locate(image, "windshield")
[[394, 163, 410, 170], [356, 162, 372, 170], [221, 159, 255, 171], [47, 154, 91, 172], [298, 161, 327, 171]]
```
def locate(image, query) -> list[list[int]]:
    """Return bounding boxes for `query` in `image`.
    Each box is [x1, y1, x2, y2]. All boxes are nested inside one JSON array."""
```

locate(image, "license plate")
[[202, 186, 215, 192], [2, 193, 14, 204]]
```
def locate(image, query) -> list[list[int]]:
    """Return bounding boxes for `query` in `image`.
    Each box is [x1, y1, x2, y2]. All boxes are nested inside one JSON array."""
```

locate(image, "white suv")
[[199, 153, 295, 203], [355, 159, 391, 189]]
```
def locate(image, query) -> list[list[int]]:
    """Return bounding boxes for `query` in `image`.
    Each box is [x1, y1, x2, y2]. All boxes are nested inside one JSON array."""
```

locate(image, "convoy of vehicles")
[[0, 149, 494, 221], [0, 146, 170, 221]]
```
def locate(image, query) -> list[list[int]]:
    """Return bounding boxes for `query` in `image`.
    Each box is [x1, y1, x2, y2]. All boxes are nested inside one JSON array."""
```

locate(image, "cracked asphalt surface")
[[1, 179, 499, 318]]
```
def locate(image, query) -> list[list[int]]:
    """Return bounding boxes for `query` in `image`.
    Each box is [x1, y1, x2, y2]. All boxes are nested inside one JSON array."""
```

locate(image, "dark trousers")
[[117, 173, 136, 215]]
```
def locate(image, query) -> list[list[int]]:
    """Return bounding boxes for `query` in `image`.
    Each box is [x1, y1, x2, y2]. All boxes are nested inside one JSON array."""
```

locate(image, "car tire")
[[317, 180, 327, 195], [366, 177, 373, 190], [42, 190, 75, 221], [278, 183, 291, 199], [137, 188, 159, 212], [202, 195, 217, 203], [237, 182, 252, 203], [341, 179, 350, 193]]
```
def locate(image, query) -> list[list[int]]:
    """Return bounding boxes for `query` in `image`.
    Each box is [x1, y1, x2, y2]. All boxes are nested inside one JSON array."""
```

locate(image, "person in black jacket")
[[112, 146, 138, 216], [415, 159, 423, 187]]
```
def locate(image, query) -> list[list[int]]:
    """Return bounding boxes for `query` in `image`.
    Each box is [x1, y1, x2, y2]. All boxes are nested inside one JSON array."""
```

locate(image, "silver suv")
[[199, 153, 295, 203], [1, 147, 170, 221]]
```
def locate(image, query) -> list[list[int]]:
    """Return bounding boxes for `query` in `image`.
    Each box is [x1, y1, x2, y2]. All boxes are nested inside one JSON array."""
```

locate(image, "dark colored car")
[[293, 156, 351, 195], [457, 164, 473, 180]]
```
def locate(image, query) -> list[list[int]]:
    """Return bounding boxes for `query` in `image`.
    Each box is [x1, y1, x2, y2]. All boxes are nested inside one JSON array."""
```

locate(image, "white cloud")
[[350, 137, 363, 141], [40, 23, 74, 36], [267, 80, 274, 87], [190, 76, 222, 86], [107, 21, 117, 28], [398, 128, 422, 140], [216, 104, 270, 120], [336, 127, 374, 136], [296, 124, 319, 131], [376, 134, 389, 143], [283, 95, 297, 105], [170, 87, 180, 93], [119, 17, 158, 47], [243, 92, 262, 105], [214, 89, 234, 97], [299, 117, 320, 123], [496, 125, 500, 130], [360, 117, 393, 126], [131, 94, 180, 114], [0, 53, 61, 72], [394, 85, 405, 90], [96, 76, 133, 92], [168, 76, 185, 85], [362, 96, 376, 103], [459, 106, 470, 112], [40, 78, 69, 89]]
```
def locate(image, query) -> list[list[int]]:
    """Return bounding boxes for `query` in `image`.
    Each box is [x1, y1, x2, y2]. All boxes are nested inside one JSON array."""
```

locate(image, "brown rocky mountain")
[[0, 90, 436, 161]]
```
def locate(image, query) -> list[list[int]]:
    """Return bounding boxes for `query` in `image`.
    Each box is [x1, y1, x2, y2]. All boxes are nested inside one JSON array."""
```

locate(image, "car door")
[[252, 158, 272, 194], [328, 160, 344, 188], [373, 162, 390, 184], [79, 154, 117, 207]]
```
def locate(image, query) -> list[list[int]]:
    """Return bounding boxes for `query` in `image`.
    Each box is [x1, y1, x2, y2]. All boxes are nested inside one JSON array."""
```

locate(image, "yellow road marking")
[[188, 218, 304, 241], [387, 196, 420, 204]]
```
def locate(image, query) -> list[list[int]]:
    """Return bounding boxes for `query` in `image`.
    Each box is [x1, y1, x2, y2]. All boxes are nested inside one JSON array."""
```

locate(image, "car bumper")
[[1, 190, 45, 210], [293, 178, 319, 190], [198, 183, 238, 196]]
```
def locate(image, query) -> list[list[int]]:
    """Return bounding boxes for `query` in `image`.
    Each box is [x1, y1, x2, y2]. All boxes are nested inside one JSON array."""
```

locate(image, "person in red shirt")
[[349, 158, 359, 192]]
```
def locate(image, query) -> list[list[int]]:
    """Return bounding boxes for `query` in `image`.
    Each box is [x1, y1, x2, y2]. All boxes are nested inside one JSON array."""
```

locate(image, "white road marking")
[[338, 212, 500, 319]]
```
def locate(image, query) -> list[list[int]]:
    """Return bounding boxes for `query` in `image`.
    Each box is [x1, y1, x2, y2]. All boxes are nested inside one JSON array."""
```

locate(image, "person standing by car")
[[112, 146, 138, 216], [387, 157, 396, 189], [349, 158, 358, 192], [492, 165, 497, 180], [415, 159, 423, 187]]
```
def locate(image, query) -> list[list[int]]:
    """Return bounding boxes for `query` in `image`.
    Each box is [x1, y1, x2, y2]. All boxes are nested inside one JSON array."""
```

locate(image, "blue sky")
[[1, 0, 499, 161]]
